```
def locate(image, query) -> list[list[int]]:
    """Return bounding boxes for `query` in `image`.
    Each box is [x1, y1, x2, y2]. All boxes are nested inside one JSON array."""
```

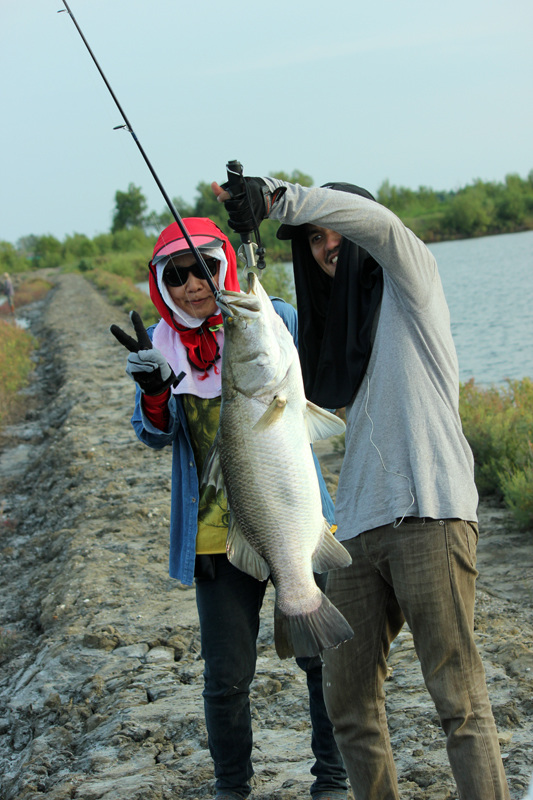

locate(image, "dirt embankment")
[[0, 273, 532, 800]]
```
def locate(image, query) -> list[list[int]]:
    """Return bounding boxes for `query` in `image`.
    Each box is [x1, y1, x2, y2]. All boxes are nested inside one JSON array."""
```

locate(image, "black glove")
[[222, 177, 286, 234], [110, 311, 181, 395]]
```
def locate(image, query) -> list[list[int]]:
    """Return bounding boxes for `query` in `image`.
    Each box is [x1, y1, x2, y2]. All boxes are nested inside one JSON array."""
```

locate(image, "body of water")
[[138, 229, 533, 386], [428, 229, 533, 385]]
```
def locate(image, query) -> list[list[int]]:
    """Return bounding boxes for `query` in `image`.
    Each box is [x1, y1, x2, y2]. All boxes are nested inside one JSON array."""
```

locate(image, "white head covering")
[[152, 246, 231, 398]]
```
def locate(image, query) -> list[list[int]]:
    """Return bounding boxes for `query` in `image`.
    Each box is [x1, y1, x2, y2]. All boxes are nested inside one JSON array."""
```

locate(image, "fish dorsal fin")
[[227, 515, 271, 581], [253, 395, 288, 432], [312, 522, 352, 573], [305, 402, 346, 443]]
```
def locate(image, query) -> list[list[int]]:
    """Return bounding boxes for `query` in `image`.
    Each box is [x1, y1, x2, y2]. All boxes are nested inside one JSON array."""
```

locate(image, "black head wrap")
[[277, 183, 384, 408]]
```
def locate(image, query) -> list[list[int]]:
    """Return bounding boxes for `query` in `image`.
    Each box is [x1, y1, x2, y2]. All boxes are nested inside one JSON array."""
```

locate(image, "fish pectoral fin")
[[199, 435, 226, 495], [226, 516, 271, 581], [311, 522, 352, 573], [305, 402, 346, 442], [253, 395, 288, 432]]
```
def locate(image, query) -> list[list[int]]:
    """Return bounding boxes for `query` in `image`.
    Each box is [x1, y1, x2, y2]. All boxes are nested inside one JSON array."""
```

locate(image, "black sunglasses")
[[163, 257, 219, 287]]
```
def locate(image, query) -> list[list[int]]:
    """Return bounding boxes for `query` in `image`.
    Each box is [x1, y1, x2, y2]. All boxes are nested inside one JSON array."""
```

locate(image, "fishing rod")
[[58, 0, 222, 300]]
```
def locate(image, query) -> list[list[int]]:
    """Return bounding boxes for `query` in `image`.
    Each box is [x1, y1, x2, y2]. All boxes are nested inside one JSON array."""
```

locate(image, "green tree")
[[111, 228, 154, 253], [145, 196, 196, 233], [194, 181, 230, 230], [0, 242, 31, 273], [111, 183, 148, 233], [62, 233, 97, 260], [377, 179, 396, 208], [494, 173, 527, 227], [443, 182, 495, 237], [92, 232, 114, 255], [377, 181, 416, 214], [32, 234, 63, 269], [270, 169, 313, 187], [255, 261, 295, 304]]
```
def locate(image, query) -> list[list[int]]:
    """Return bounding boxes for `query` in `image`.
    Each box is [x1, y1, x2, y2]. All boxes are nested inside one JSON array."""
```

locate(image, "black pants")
[[195, 554, 347, 798]]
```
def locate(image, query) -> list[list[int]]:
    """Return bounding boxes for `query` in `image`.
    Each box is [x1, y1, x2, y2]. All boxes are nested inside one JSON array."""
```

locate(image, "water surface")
[[428, 230, 533, 384]]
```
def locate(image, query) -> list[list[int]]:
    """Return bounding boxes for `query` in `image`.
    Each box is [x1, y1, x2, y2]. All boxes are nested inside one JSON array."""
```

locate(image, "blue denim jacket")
[[131, 298, 335, 586]]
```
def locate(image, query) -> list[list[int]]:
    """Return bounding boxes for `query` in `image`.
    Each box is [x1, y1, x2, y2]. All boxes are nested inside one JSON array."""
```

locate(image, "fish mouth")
[[219, 272, 262, 318], [216, 294, 234, 317]]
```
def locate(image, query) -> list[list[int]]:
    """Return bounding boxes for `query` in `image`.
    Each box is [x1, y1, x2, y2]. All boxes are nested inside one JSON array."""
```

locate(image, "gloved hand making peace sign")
[[110, 311, 181, 395]]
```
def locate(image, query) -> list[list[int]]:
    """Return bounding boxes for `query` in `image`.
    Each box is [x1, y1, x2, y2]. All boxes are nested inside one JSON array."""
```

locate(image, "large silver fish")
[[202, 272, 353, 659]]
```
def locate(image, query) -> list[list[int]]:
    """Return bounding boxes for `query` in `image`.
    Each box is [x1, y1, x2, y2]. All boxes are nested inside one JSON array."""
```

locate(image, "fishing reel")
[[226, 160, 267, 276]]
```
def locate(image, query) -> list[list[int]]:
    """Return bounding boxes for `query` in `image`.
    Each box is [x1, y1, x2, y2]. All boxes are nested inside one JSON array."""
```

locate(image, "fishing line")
[[160, 252, 224, 326], [363, 376, 415, 525], [58, 0, 222, 305]]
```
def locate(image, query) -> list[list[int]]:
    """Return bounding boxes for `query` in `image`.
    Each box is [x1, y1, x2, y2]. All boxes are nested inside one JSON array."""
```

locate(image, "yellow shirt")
[[182, 394, 229, 554]]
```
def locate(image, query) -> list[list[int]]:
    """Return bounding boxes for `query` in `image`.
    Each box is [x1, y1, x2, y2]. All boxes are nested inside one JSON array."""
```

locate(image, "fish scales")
[[220, 369, 324, 610], [202, 272, 353, 659]]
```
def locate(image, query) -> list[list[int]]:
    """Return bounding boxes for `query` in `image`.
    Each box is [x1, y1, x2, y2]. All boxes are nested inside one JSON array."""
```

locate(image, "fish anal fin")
[[253, 395, 287, 433], [305, 402, 346, 443], [311, 522, 352, 573], [226, 515, 270, 581]]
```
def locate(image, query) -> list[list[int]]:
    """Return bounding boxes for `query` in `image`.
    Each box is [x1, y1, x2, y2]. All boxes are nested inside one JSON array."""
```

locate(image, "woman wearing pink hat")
[[111, 217, 348, 800]]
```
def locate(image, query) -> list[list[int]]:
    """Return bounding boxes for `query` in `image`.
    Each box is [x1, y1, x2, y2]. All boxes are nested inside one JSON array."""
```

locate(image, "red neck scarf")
[[174, 314, 224, 379]]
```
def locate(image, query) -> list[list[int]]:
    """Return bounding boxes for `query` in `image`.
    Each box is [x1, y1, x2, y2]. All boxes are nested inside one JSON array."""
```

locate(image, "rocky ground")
[[0, 273, 532, 800]]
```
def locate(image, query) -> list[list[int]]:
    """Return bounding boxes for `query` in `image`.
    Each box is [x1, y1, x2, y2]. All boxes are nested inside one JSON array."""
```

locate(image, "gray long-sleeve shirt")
[[265, 179, 478, 539]]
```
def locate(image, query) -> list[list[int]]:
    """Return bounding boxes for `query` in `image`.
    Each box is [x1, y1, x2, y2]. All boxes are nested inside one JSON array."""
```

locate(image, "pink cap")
[[152, 221, 224, 264]]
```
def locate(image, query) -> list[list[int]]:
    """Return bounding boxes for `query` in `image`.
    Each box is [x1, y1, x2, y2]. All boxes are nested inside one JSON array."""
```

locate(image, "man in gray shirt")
[[212, 175, 510, 800]]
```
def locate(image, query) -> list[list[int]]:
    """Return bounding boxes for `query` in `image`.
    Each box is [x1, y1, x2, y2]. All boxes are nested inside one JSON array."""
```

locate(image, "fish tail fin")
[[274, 593, 353, 659]]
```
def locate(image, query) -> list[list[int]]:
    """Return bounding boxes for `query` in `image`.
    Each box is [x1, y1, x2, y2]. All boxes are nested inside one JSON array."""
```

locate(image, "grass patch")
[[14, 277, 54, 306], [0, 320, 36, 428], [0, 277, 53, 430]]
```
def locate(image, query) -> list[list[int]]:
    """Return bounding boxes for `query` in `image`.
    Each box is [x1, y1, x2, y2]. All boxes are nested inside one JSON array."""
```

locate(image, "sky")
[[1, 0, 532, 245]]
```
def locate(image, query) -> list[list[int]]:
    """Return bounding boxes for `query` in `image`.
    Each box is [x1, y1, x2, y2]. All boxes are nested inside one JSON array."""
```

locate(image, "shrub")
[[459, 378, 533, 528], [499, 461, 533, 529], [111, 227, 154, 253], [0, 320, 35, 427], [0, 241, 31, 273]]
